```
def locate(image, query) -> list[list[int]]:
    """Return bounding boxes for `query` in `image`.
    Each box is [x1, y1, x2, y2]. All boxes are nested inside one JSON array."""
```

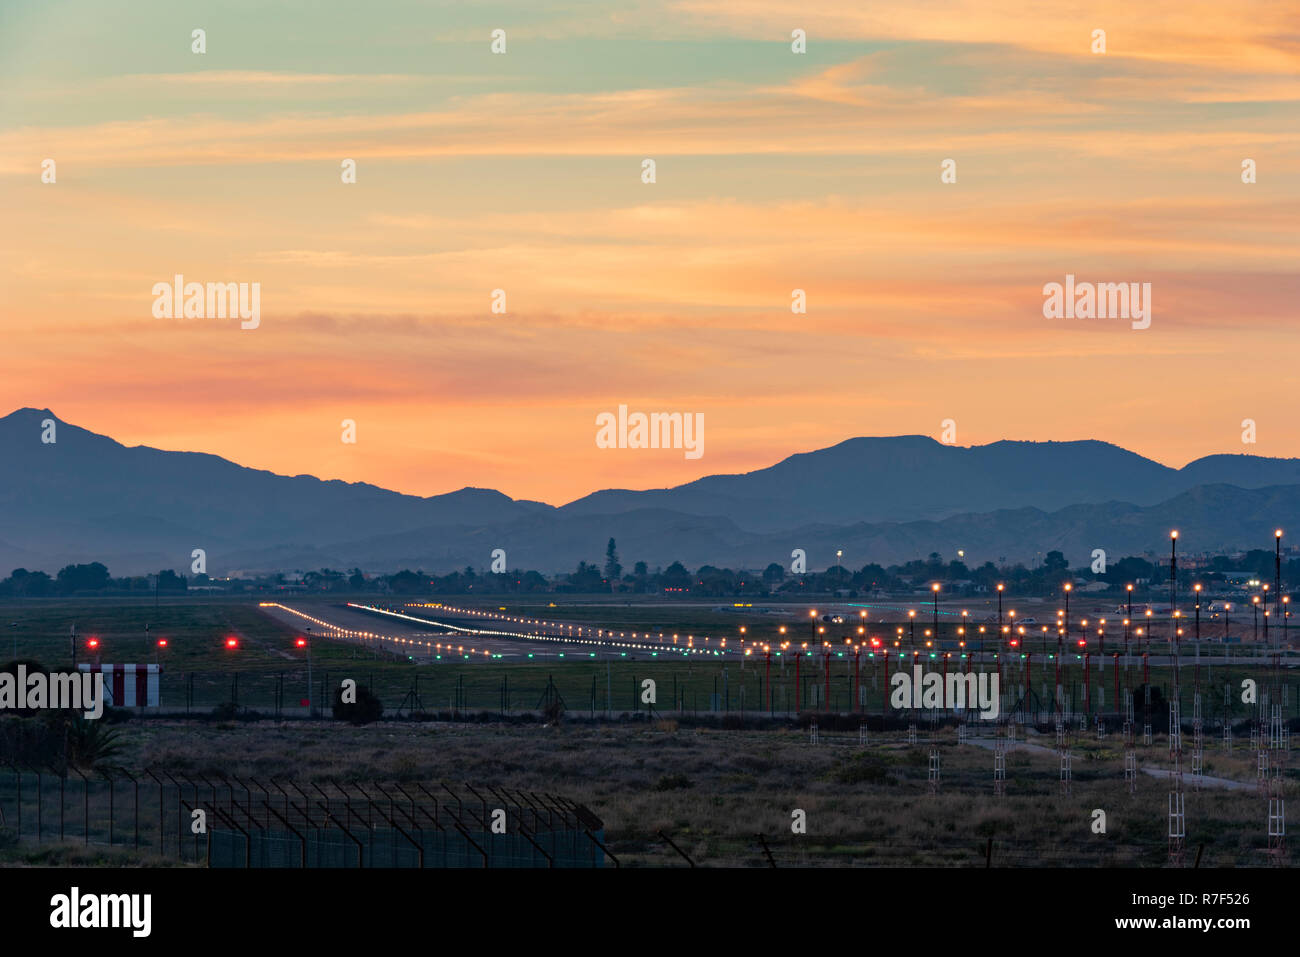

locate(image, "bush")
[[653, 773, 694, 791], [829, 754, 891, 785], [542, 697, 564, 725], [0, 709, 123, 771], [332, 683, 384, 724], [64, 715, 125, 769]]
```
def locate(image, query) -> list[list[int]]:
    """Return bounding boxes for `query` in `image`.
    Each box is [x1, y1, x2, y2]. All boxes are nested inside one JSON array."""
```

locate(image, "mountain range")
[[2, 407, 1300, 576]]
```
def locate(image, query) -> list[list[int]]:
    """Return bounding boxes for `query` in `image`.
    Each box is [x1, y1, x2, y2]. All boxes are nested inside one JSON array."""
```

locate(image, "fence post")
[[70, 766, 89, 845]]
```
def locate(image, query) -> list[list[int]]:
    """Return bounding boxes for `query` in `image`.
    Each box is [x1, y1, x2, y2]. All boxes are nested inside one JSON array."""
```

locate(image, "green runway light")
[[527, 653, 534, 658]]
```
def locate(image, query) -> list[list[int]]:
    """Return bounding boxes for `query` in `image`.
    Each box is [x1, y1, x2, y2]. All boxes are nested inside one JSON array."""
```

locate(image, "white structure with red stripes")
[[76, 664, 160, 708]]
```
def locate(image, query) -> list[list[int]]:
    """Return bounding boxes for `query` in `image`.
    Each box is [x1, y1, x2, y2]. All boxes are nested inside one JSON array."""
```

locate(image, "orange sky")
[[1, 1, 1297, 504]]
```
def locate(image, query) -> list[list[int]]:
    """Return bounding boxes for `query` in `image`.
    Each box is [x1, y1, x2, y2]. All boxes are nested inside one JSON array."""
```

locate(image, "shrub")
[[210, 702, 239, 721], [654, 773, 694, 791], [542, 697, 564, 725], [332, 683, 384, 724], [829, 755, 890, 785], [64, 715, 125, 769]]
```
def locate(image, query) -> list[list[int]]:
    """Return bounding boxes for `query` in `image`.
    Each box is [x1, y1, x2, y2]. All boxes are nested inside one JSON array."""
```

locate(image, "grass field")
[[1, 719, 1294, 867]]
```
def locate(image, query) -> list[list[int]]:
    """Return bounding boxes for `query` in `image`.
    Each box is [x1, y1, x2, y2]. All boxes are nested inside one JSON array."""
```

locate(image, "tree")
[[604, 538, 622, 580], [565, 561, 603, 591], [1, 569, 52, 597], [763, 562, 785, 584], [386, 569, 424, 594], [660, 561, 691, 590], [55, 562, 110, 594], [156, 569, 187, 593], [1043, 551, 1069, 575]]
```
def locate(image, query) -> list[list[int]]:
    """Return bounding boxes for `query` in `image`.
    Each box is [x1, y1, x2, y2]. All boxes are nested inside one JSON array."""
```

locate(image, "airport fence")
[[0, 767, 610, 868], [79, 660, 1300, 728]]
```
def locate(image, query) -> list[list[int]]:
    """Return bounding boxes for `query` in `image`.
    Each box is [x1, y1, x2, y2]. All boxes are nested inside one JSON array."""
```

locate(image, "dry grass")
[[82, 719, 1297, 867]]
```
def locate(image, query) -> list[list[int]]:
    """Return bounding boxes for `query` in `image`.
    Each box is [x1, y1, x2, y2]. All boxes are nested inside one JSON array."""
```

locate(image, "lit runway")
[[256, 600, 732, 662]]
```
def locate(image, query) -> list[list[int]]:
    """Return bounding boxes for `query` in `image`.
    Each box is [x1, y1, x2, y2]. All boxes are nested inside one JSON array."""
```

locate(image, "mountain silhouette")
[[2, 407, 1299, 574]]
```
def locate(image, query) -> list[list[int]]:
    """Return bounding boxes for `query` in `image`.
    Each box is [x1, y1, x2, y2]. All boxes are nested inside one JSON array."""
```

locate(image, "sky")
[[1, 0, 1297, 505]]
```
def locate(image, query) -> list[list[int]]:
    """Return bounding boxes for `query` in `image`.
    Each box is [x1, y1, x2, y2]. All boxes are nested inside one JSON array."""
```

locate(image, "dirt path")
[[964, 732, 1257, 791]]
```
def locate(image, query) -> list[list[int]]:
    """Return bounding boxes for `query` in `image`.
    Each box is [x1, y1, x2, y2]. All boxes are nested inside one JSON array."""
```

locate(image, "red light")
[[156, 639, 168, 648], [86, 638, 100, 649], [1009, 640, 1018, 647], [225, 637, 239, 649], [295, 638, 307, 647], [1077, 639, 1086, 647]]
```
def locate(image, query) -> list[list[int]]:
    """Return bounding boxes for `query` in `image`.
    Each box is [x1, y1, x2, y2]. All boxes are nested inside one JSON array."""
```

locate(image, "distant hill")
[[2, 407, 1299, 575], [0, 407, 551, 573], [561, 436, 1300, 529]]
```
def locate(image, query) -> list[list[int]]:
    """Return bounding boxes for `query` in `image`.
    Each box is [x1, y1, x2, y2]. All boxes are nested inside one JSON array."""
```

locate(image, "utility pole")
[[306, 627, 314, 718]]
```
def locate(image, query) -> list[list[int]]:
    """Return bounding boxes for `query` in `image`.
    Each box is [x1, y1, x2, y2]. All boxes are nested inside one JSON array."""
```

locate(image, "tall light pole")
[[1275, 530, 1283, 626], [931, 583, 940, 643], [304, 627, 314, 717], [997, 583, 1004, 651], [1062, 583, 1071, 649], [1125, 584, 1133, 653], [1193, 583, 1202, 647], [1263, 585, 1270, 646], [1169, 530, 1178, 647]]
